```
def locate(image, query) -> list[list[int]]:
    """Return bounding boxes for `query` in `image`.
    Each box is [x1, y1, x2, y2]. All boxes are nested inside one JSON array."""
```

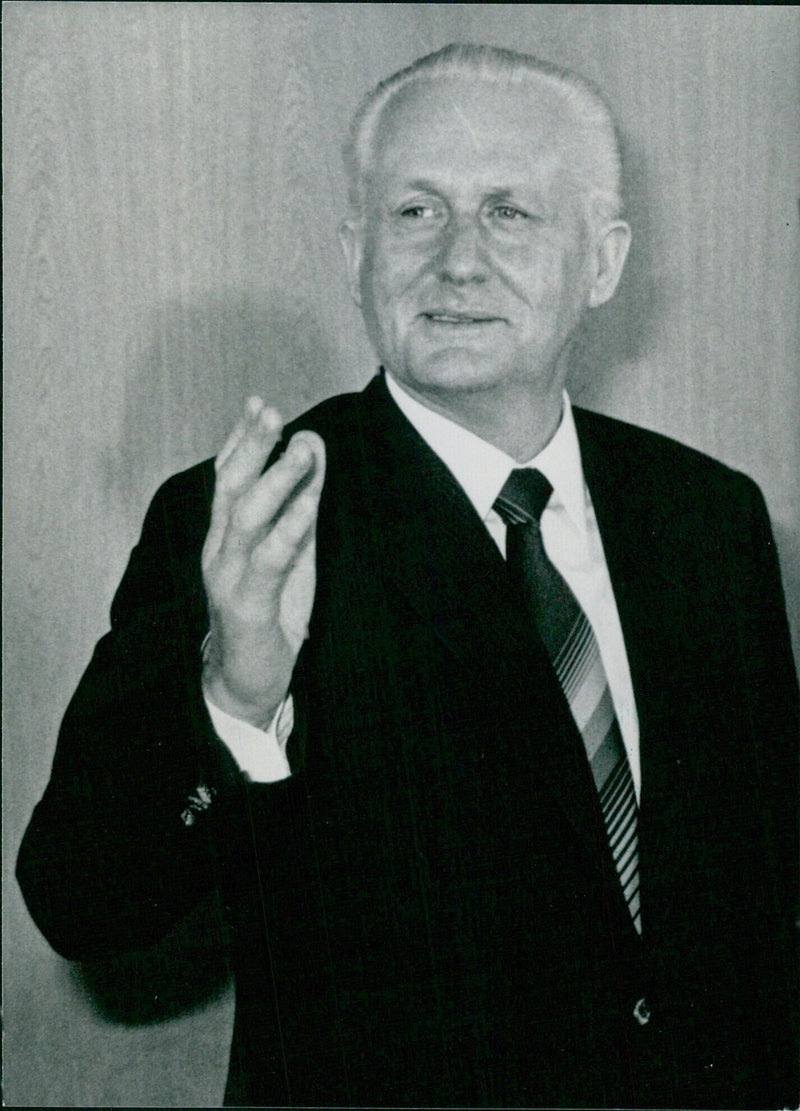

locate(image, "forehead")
[[370, 76, 578, 194]]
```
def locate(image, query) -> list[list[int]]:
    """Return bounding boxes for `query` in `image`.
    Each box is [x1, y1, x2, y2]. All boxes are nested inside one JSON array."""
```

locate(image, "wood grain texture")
[[5, 4, 798, 1104]]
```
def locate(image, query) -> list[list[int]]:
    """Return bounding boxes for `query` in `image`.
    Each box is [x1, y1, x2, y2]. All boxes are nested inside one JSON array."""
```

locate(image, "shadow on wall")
[[99, 289, 355, 531], [568, 129, 661, 405], [65, 889, 232, 1025]]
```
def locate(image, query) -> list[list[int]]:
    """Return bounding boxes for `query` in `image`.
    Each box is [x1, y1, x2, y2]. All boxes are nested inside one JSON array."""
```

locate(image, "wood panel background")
[[4, 4, 798, 1105]]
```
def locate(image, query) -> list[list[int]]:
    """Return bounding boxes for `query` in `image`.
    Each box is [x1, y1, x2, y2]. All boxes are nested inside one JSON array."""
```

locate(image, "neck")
[[389, 375, 565, 462]]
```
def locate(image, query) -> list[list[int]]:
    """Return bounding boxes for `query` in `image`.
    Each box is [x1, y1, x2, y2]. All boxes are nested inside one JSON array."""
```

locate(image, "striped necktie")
[[494, 468, 642, 935]]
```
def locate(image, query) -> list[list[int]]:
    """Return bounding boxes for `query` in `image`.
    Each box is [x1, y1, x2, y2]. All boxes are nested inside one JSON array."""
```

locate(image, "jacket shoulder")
[[136, 457, 218, 559], [572, 406, 764, 507], [283, 388, 368, 441], [149, 456, 217, 507]]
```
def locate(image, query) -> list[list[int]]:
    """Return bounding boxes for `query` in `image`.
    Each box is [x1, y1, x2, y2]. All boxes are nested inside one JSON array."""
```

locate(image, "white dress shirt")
[[206, 372, 641, 799]]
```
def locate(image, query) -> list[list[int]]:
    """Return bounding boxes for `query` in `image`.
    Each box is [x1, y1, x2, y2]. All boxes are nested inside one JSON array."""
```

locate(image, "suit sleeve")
[[15, 466, 269, 959]]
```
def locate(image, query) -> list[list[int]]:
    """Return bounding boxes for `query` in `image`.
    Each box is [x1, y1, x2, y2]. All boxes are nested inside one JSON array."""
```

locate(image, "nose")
[[436, 214, 488, 284]]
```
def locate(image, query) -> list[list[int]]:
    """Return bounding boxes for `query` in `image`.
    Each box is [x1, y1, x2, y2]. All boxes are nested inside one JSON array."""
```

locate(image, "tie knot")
[[494, 468, 553, 525]]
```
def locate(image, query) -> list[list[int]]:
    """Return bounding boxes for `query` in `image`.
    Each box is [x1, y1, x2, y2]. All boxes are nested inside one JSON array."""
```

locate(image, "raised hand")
[[201, 397, 326, 728]]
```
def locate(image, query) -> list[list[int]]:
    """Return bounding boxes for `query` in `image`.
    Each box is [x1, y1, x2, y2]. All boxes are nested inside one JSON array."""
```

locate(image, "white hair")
[[344, 43, 623, 225]]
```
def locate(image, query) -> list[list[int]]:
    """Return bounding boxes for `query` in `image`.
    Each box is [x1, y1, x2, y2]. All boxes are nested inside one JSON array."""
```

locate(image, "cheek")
[[523, 245, 588, 322], [507, 255, 563, 320], [360, 257, 413, 354], [371, 250, 428, 320]]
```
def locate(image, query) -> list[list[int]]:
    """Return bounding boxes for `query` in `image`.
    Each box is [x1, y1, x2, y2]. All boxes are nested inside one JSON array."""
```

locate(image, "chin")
[[398, 349, 511, 395]]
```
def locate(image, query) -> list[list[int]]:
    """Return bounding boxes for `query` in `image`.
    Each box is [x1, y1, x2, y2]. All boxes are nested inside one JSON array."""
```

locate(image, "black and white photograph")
[[4, 4, 799, 1107]]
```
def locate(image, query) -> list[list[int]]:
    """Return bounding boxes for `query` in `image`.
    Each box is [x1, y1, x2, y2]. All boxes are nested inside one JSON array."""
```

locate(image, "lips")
[[422, 310, 502, 324]]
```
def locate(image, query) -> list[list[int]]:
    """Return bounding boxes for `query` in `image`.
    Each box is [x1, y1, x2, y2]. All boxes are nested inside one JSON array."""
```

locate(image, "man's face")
[[341, 77, 624, 415]]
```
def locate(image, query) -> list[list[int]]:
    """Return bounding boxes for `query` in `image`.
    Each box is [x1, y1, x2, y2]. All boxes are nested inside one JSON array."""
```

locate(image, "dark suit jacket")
[[18, 374, 799, 1108]]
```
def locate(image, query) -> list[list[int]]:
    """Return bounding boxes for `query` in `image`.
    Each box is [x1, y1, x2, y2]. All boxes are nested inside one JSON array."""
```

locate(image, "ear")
[[587, 220, 631, 308], [338, 219, 365, 308]]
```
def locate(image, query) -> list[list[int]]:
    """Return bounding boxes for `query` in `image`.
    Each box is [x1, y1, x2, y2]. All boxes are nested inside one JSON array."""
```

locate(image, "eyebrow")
[[394, 181, 543, 200], [395, 179, 445, 194]]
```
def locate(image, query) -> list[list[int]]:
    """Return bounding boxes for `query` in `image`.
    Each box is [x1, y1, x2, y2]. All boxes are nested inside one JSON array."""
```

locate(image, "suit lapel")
[[353, 376, 607, 857]]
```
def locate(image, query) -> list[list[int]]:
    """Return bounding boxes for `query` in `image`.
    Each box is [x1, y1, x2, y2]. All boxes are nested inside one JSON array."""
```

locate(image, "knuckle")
[[299, 490, 320, 513], [262, 523, 296, 559], [229, 500, 252, 533], [212, 467, 236, 497], [286, 509, 313, 542], [252, 544, 284, 576]]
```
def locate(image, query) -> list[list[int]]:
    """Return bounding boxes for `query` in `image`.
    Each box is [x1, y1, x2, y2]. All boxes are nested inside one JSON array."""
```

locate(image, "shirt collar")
[[384, 371, 588, 533]]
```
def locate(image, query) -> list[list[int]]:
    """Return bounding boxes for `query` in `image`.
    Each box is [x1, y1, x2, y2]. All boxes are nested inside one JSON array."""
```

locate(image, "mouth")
[[421, 311, 503, 326]]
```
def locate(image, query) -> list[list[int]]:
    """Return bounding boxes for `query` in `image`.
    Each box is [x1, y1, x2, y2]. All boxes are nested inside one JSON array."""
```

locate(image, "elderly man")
[[18, 44, 798, 1108]]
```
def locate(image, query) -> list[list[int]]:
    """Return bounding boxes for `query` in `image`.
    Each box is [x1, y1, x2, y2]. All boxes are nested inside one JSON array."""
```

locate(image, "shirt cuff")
[[204, 693, 294, 782]]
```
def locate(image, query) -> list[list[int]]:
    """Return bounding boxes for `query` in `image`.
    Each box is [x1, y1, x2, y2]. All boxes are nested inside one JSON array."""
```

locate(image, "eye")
[[490, 204, 527, 221], [398, 204, 437, 219]]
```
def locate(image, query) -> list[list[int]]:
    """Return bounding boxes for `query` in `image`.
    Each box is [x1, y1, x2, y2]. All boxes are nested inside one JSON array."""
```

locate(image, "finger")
[[206, 400, 270, 559], [250, 488, 321, 585], [286, 431, 326, 498], [221, 433, 321, 547], [207, 403, 284, 555], [215, 401, 284, 495], [215, 396, 264, 471]]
